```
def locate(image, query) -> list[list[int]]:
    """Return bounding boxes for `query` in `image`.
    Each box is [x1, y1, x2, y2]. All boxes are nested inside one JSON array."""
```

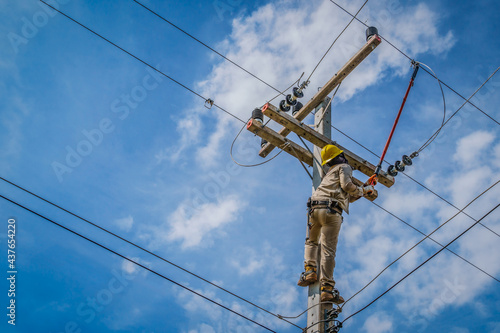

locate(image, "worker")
[[297, 144, 374, 304]]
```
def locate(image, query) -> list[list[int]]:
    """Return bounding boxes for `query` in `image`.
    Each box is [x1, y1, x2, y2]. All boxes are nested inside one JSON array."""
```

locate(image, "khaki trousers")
[[304, 207, 342, 288]]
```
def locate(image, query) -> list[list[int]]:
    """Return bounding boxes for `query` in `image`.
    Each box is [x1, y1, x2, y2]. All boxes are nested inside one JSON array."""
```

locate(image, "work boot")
[[297, 265, 317, 287], [321, 285, 344, 304]]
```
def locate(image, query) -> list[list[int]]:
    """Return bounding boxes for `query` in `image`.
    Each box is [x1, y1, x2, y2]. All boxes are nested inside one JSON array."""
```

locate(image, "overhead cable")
[[328, 0, 500, 127], [0, 176, 302, 330], [342, 200, 500, 324], [39, 0, 246, 124], [306, 0, 369, 83], [343, 178, 500, 308], [131, 0, 284, 96], [0, 194, 279, 333]]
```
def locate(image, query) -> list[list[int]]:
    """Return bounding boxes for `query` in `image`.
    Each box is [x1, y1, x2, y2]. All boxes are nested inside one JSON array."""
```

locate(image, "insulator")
[[251, 108, 264, 122], [293, 86, 304, 98], [387, 165, 398, 177], [261, 138, 268, 148], [286, 94, 297, 106], [292, 101, 303, 116], [395, 160, 405, 172], [279, 100, 291, 112], [402, 154, 413, 166], [366, 26, 378, 41]]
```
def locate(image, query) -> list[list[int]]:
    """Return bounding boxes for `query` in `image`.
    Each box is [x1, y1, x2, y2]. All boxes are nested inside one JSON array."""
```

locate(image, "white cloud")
[[362, 312, 393, 333], [494, 143, 500, 169], [188, 323, 216, 333], [163, 0, 456, 166], [115, 215, 134, 232], [453, 130, 495, 166], [166, 195, 246, 249], [121, 258, 138, 274]]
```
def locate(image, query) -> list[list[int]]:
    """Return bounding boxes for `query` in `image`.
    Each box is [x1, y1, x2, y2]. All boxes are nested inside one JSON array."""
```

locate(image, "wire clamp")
[[326, 320, 342, 333], [204, 98, 214, 109]]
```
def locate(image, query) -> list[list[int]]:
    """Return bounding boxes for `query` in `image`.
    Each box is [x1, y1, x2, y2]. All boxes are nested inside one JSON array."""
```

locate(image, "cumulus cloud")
[[166, 195, 246, 249], [162, 0, 456, 166], [453, 130, 495, 167], [362, 312, 393, 333]]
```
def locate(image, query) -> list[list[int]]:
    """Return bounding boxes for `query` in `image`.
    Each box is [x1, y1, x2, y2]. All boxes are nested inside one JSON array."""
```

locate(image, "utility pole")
[[246, 27, 390, 332], [307, 98, 332, 333]]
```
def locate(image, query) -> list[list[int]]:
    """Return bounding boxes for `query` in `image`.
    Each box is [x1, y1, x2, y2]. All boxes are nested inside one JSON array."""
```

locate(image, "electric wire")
[[329, 123, 500, 239], [39, 0, 246, 125], [131, 0, 284, 97], [0, 176, 302, 330], [414, 62, 446, 153], [343, 178, 500, 308], [278, 179, 500, 321], [342, 200, 500, 324], [306, 0, 369, 83], [37, 0, 500, 326], [328, 0, 500, 127], [419, 65, 500, 153], [229, 73, 308, 168], [287, 142, 314, 180], [0, 194, 279, 333], [230, 118, 285, 168]]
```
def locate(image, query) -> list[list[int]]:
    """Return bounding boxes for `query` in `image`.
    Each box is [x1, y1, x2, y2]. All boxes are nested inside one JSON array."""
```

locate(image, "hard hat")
[[321, 144, 343, 166]]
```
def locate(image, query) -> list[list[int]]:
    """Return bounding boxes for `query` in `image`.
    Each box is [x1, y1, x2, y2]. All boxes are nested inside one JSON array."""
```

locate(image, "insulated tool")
[[368, 62, 420, 186]]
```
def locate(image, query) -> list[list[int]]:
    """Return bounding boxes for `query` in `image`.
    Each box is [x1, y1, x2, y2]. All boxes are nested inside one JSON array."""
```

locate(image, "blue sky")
[[1, 0, 500, 332]]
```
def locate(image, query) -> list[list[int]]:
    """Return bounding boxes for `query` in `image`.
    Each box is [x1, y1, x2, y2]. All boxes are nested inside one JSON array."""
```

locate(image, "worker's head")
[[321, 144, 343, 166]]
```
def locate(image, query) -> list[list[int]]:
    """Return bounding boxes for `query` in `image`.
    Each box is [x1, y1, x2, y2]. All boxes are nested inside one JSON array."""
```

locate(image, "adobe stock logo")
[[51, 66, 164, 182], [8, 0, 71, 54]]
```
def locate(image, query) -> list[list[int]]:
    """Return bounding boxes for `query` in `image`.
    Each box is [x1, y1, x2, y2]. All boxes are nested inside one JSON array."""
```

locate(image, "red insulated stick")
[[370, 63, 419, 185]]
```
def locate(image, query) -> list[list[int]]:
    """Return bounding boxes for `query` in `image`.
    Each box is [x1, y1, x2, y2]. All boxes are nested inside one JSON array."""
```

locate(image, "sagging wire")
[[288, 142, 314, 181], [419, 64, 500, 153], [229, 117, 284, 167], [371, 61, 446, 182], [414, 61, 447, 153], [341, 199, 500, 325], [0, 194, 280, 333], [342, 178, 500, 310]]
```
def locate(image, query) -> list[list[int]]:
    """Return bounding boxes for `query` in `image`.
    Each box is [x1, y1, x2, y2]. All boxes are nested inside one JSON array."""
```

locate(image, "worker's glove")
[[363, 185, 374, 196]]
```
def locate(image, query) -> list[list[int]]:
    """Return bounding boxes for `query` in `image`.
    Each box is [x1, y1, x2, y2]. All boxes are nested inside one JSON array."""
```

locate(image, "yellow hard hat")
[[321, 144, 343, 166]]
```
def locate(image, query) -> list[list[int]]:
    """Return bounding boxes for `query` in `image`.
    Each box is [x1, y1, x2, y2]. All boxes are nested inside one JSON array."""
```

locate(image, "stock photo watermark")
[[410, 277, 466, 332], [6, 217, 17, 326], [55, 267, 137, 333], [51, 65, 164, 182], [8, 0, 71, 54], [212, 0, 243, 21]]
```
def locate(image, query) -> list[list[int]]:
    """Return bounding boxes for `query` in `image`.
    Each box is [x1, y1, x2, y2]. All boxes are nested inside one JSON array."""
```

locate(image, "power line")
[[0, 194, 279, 333], [419, 65, 500, 151], [343, 178, 500, 307], [328, 124, 500, 239], [131, 0, 284, 97], [0, 176, 302, 330], [342, 200, 500, 324], [278, 178, 500, 321], [328, 0, 500, 127], [39, 0, 247, 125], [306, 0, 369, 83]]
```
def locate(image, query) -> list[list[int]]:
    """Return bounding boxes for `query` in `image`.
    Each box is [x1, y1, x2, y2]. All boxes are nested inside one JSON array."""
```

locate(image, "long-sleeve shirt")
[[311, 163, 363, 214]]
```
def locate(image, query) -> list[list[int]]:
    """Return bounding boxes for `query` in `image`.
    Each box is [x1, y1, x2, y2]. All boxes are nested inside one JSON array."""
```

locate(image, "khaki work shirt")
[[311, 163, 363, 214]]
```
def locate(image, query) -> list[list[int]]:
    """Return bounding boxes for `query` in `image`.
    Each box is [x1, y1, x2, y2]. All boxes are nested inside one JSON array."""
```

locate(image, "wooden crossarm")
[[259, 35, 382, 158], [261, 102, 395, 188]]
